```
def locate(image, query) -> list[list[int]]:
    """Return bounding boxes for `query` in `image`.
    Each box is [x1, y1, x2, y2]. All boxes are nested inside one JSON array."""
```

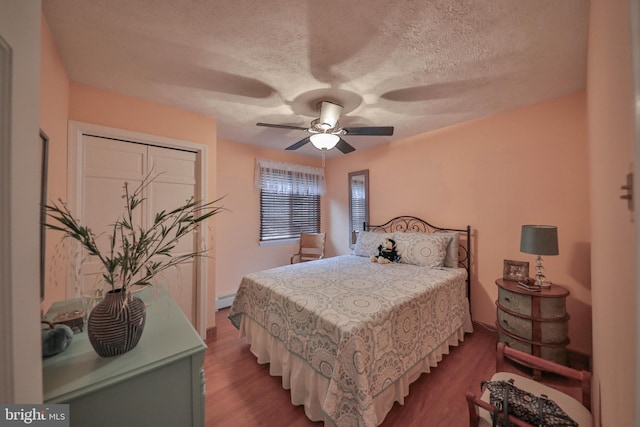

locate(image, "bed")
[[228, 216, 472, 426]]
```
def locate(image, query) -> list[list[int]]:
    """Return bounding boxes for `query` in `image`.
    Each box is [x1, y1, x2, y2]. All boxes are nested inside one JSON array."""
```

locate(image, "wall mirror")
[[348, 170, 369, 248]]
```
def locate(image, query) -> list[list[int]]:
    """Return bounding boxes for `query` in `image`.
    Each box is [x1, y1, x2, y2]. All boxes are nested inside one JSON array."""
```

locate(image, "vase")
[[87, 288, 146, 357]]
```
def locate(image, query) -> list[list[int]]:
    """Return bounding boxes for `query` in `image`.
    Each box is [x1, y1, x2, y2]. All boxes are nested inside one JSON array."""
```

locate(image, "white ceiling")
[[43, 0, 589, 158]]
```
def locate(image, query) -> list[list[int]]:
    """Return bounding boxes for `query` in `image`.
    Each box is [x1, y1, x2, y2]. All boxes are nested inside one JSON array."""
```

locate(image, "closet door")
[[78, 136, 199, 326], [147, 146, 198, 323], [80, 136, 147, 298]]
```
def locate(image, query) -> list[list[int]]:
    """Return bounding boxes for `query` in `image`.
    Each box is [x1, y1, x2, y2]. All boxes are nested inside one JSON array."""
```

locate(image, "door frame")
[[67, 120, 209, 338], [0, 33, 13, 402], [631, 0, 640, 424]]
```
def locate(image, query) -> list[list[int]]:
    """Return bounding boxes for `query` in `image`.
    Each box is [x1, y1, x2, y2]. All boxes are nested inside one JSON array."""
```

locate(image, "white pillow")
[[353, 231, 394, 257], [393, 232, 452, 268], [437, 231, 460, 268]]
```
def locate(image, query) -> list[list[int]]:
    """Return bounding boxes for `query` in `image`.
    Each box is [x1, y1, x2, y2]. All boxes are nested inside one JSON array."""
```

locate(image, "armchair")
[[291, 232, 326, 263], [466, 342, 592, 427]]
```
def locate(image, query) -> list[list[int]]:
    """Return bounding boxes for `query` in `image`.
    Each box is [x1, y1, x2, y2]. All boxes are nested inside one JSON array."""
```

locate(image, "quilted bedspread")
[[228, 254, 469, 426]]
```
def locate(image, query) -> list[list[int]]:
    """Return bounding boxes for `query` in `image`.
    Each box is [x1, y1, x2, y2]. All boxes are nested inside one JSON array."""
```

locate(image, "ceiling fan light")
[[310, 133, 340, 150]]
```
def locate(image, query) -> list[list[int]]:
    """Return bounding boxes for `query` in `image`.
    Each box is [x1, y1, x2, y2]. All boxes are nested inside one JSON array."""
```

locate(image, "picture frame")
[[503, 259, 529, 282]]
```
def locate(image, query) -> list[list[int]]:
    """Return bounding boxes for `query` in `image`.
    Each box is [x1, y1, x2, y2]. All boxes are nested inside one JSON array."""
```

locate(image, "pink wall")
[[40, 15, 70, 311], [215, 138, 323, 300], [325, 93, 592, 354], [68, 84, 217, 148], [587, 0, 636, 425]]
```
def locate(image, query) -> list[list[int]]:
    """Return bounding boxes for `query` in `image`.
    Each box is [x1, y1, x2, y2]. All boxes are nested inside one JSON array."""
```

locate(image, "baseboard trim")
[[473, 320, 497, 333], [216, 294, 235, 310], [206, 326, 217, 343]]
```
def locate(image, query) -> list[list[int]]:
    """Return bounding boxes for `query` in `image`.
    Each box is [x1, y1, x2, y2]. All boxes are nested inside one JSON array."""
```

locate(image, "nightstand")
[[495, 278, 570, 365]]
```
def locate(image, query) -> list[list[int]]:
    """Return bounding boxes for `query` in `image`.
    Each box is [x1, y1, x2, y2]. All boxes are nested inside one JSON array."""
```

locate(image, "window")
[[255, 160, 324, 241]]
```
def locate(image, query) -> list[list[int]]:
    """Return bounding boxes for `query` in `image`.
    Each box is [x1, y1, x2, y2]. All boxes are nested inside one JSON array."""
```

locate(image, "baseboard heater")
[[216, 294, 235, 310]]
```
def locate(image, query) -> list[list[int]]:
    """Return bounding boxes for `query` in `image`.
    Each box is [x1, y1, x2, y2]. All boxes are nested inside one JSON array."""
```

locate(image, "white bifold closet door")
[[79, 135, 198, 325]]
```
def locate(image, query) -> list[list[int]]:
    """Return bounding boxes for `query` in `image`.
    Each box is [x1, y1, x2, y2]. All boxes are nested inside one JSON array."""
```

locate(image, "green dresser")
[[495, 278, 570, 365], [43, 286, 207, 427]]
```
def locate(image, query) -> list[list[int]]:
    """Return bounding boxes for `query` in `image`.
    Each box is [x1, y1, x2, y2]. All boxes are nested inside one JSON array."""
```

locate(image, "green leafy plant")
[[45, 174, 224, 293]]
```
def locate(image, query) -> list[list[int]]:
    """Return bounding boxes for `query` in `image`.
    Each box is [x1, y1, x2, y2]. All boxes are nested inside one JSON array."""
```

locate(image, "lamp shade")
[[520, 225, 559, 255], [310, 133, 340, 150]]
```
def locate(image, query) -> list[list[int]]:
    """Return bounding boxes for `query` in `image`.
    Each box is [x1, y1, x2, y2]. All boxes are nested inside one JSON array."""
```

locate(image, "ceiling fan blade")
[[257, 122, 309, 131], [335, 138, 355, 154], [285, 136, 311, 151], [343, 126, 394, 136], [319, 102, 343, 128]]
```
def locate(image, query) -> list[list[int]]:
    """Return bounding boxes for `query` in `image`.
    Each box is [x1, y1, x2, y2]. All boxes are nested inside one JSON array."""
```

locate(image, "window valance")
[[255, 159, 325, 196]]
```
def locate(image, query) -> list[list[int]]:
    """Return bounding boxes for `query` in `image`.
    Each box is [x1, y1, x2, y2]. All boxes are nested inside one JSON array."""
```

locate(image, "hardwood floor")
[[204, 309, 499, 427]]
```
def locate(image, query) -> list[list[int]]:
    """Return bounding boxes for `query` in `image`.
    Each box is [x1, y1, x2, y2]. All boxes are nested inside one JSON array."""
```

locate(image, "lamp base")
[[534, 280, 552, 289], [533, 255, 552, 289]]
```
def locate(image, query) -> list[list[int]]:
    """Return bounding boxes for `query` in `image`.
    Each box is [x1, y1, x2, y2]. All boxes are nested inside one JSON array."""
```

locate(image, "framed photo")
[[503, 259, 529, 282]]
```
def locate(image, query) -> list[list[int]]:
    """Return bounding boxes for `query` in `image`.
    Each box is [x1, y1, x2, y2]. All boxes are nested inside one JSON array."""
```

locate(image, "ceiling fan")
[[256, 101, 394, 154]]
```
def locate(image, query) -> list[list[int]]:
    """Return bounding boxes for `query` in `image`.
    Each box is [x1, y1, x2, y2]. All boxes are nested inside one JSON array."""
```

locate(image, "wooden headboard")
[[365, 216, 472, 305]]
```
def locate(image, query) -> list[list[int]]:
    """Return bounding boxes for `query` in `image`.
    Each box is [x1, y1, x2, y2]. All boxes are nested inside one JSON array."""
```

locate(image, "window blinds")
[[256, 160, 323, 241]]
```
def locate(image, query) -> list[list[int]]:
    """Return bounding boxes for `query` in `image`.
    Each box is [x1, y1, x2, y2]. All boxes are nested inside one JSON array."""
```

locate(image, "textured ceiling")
[[43, 0, 590, 158]]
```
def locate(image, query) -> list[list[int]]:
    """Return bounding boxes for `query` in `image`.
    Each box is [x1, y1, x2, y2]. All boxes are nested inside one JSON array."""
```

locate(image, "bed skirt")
[[238, 305, 473, 426]]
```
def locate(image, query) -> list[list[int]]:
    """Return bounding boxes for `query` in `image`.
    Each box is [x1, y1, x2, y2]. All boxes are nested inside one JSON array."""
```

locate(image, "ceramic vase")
[[87, 288, 146, 357]]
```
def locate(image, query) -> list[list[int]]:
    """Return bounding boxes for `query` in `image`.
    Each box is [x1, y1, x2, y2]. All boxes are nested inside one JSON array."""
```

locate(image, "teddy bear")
[[371, 238, 400, 264]]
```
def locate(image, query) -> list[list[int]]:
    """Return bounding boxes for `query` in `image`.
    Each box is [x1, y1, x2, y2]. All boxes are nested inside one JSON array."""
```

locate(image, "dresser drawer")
[[499, 331, 532, 354], [498, 332, 568, 365], [498, 286, 567, 319], [498, 286, 531, 316], [497, 309, 568, 344]]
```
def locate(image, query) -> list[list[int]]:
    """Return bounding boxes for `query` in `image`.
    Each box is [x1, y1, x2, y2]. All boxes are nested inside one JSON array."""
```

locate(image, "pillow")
[[353, 231, 394, 257], [393, 232, 452, 268], [437, 231, 460, 268]]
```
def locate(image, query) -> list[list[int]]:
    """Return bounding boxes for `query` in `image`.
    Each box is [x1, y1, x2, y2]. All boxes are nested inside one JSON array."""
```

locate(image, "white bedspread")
[[228, 254, 472, 426]]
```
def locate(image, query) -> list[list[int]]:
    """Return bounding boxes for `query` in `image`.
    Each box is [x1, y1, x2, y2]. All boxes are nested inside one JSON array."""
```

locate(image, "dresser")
[[43, 286, 207, 427], [495, 278, 570, 365]]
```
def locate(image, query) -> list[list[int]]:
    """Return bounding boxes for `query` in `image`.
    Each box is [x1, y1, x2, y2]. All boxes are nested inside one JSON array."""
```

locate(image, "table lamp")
[[520, 225, 559, 288]]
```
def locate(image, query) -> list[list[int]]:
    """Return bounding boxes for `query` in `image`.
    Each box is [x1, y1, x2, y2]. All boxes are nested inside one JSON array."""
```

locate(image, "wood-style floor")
[[204, 309, 499, 427]]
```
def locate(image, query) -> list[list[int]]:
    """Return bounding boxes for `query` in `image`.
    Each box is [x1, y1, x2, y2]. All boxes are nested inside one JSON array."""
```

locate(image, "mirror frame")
[[348, 170, 369, 248], [40, 129, 49, 301]]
